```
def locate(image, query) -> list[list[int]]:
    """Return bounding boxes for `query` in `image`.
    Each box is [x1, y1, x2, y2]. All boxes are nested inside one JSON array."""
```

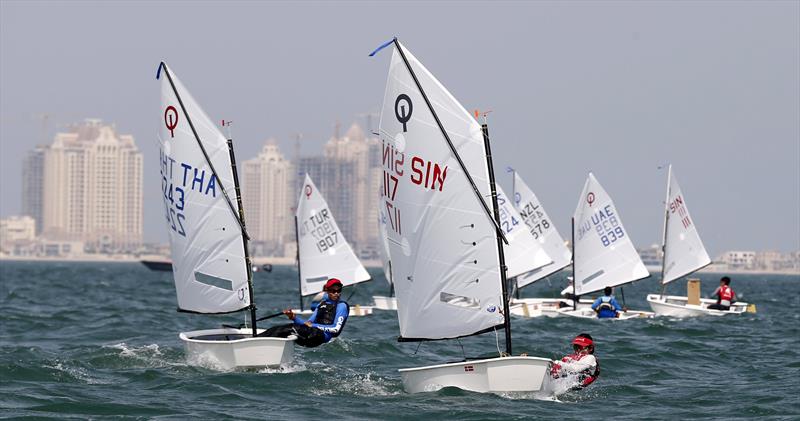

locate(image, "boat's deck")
[[190, 333, 251, 341]]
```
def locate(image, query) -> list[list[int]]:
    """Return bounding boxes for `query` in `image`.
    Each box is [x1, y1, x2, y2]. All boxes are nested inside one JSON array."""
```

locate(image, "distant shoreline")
[[0, 255, 796, 275], [0, 255, 385, 269]]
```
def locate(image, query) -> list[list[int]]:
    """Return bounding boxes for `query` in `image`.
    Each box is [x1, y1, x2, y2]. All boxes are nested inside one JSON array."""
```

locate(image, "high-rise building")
[[242, 140, 294, 256], [21, 146, 46, 235], [41, 119, 143, 253], [319, 123, 382, 258]]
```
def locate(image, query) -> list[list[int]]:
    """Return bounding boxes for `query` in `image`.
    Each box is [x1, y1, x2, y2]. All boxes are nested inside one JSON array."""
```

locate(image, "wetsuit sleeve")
[[591, 297, 601, 310], [711, 287, 720, 298], [294, 308, 318, 326], [560, 354, 597, 373], [611, 297, 623, 311], [311, 302, 348, 334]]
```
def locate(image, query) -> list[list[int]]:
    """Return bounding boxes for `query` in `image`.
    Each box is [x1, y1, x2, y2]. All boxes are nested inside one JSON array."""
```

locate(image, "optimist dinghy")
[[646, 166, 753, 317], [557, 173, 654, 319], [373, 39, 551, 394], [157, 62, 294, 370], [506, 170, 581, 318], [372, 206, 398, 310], [292, 174, 373, 317]]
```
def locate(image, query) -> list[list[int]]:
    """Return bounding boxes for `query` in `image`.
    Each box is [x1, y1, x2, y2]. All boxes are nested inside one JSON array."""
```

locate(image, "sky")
[[1, 0, 798, 256]]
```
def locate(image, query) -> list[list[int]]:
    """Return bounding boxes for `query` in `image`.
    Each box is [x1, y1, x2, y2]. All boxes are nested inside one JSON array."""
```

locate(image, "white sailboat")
[[157, 62, 294, 369], [506, 170, 584, 318], [373, 39, 551, 394], [557, 173, 654, 319], [646, 166, 751, 316], [373, 182, 550, 311], [372, 205, 398, 310], [293, 174, 374, 317]]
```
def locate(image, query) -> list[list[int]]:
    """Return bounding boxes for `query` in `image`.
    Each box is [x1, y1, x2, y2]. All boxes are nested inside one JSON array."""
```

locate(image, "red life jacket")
[[720, 285, 733, 302], [561, 352, 600, 387]]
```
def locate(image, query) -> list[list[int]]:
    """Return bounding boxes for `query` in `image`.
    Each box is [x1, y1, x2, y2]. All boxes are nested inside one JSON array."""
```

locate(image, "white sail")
[[496, 185, 552, 279], [377, 204, 393, 285], [573, 173, 649, 295], [511, 172, 572, 288], [158, 63, 250, 314], [378, 42, 505, 340], [661, 166, 711, 284], [296, 174, 370, 296]]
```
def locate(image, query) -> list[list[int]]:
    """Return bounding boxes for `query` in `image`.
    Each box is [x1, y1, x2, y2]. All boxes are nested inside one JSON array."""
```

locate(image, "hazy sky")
[[1, 1, 798, 256]]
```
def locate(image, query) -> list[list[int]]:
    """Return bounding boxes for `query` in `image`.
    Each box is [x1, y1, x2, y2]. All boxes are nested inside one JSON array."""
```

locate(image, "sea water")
[[1, 261, 798, 419]]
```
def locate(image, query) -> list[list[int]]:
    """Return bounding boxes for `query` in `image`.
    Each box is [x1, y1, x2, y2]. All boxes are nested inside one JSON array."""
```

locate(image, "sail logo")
[[394, 94, 412, 132], [304, 184, 312, 199], [164, 106, 178, 138], [586, 192, 595, 207], [486, 305, 497, 313]]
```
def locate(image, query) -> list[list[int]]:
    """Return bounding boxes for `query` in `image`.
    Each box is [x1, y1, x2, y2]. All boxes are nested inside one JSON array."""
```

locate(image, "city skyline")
[[1, 1, 798, 257]]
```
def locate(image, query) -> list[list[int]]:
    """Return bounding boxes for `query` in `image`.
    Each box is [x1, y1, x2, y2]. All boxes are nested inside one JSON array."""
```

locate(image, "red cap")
[[572, 335, 594, 348], [324, 278, 343, 290]]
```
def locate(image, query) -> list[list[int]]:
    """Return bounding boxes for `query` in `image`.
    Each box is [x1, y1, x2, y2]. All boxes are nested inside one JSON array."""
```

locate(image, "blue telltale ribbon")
[[369, 37, 397, 57]]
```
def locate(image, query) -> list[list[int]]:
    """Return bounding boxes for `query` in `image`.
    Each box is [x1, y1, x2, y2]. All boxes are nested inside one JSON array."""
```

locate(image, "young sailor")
[[260, 278, 350, 347], [708, 276, 735, 311], [591, 286, 625, 318], [550, 333, 600, 389]]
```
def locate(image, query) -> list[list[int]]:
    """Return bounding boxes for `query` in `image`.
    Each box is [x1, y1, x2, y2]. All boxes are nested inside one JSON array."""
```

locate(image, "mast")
[[294, 216, 304, 311], [571, 217, 577, 311], [481, 120, 512, 356], [511, 170, 520, 300], [659, 165, 672, 298], [227, 139, 257, 337], [391, 39, 508, 245]]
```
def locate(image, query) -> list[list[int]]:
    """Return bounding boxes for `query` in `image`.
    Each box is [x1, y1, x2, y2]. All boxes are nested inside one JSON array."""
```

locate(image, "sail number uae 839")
[[577, 193, 625, 248]]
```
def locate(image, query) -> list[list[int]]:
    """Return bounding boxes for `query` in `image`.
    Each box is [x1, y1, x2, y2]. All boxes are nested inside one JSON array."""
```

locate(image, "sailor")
[[259, 278, 350, 348], [708, 276, 735, 311], [591, 286, 625, 318], [550, 333, 600, 389]]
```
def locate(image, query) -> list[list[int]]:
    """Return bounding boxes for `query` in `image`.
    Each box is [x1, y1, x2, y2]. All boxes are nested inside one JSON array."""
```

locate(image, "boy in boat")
[[591, 286, 625, 318], [550, 333, 600, 389], [259, 278, 349, 347], [707, 276, 735, 311]]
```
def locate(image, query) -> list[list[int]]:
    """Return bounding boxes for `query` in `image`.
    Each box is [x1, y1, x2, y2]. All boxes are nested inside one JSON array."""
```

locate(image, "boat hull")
[[399, 356, 552, 394], [556, 307, 655, 320], [372, 295, 397, 310], [293, 304, 374, 317], [179, 328, 295, 370], [509, 298, 592, 318], [140, 260, 172, 271], [646, 294, 750, 317]]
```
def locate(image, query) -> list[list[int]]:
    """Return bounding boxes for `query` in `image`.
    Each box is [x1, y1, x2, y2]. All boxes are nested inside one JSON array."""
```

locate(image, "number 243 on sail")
[[162, 178, 187, 237]]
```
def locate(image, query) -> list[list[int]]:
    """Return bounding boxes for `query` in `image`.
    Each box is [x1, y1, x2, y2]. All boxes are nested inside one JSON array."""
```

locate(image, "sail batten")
[[572, 173, 649, 296], [378, 41, 505, 341], [296, 174, 370, 296], [661, 166, 711, 285], [159, 63, 251, 314]]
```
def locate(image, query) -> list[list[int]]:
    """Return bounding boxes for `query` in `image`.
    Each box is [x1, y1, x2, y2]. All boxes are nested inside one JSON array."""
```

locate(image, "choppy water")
[[1, 261, 798, 419]]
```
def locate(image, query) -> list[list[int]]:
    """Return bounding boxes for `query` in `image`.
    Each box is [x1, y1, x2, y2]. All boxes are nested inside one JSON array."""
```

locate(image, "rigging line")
[[157, 62, 249, 239], [413, 341, 423, 356], [390, 39, 508, 245], [457, 338, 466, 361]]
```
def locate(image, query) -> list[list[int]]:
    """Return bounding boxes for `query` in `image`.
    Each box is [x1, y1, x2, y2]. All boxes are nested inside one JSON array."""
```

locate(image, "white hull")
[[399, 356, 552, 394], [293, 304, 374, 317], [179, 328, 295, 370], [372, 295, 398, 310], [646, 294, 750, 317], [556, 307, 655, 320], [509, 298, 592, 318]]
